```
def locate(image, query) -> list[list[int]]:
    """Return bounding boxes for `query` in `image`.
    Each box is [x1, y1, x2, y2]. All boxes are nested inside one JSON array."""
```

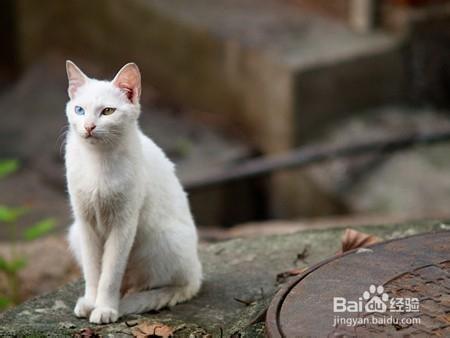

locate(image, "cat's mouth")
[[79, 129, 117, 144], [82, 131, 111, 144], [83, 132, 100, 141]]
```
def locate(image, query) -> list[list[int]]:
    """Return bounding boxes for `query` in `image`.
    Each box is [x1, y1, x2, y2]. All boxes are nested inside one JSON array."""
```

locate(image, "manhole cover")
[[266, 231, 450, 337]]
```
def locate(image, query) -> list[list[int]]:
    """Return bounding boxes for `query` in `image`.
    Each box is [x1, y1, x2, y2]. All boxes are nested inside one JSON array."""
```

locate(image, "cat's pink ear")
[[66, 61, 88, 99], [112, 63, 141, 104]]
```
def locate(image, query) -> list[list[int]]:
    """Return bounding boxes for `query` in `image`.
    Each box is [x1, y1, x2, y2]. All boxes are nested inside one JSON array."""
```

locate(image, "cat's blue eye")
[[74, 106, 85, 116]]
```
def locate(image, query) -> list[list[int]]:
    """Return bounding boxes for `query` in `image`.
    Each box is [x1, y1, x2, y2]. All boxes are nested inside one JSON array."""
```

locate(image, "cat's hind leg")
[[119, 279, 201, 316], [67, 224, 81, 266]]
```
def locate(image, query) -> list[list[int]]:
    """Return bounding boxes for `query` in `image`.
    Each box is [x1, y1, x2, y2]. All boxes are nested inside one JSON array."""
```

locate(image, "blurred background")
[[2, 0, 450, 307]]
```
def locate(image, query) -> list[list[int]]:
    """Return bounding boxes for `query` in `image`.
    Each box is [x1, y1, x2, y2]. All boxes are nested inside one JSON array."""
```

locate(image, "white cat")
[[65, 61, 202, 324]]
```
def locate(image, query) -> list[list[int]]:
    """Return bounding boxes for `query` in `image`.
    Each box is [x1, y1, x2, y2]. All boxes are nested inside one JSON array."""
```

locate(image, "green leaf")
[[0, 205, 28, 223], [23, 218, 55, 241], [0, 296, 11, 310], [8, 258, 26, 272], [0, 256, 26, 273], [0, 159, 19, 179], [0, 256, 9, 272]]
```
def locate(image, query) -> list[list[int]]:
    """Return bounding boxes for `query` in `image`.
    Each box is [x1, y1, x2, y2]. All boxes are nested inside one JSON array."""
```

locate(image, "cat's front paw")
[[89, 306, 119, 324], [74, 297, 95, 318]]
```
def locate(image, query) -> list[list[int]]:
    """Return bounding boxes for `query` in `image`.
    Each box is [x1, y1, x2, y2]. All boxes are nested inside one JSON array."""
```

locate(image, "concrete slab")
[[0, 221, 447, 336]]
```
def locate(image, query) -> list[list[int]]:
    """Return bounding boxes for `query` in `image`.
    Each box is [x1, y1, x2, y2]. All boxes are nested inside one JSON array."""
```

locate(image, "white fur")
[[64, 61, 202, 324]]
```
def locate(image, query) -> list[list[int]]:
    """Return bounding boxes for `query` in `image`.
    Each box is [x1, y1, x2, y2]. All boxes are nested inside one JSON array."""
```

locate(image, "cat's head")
[[65, 61, 141, 144]]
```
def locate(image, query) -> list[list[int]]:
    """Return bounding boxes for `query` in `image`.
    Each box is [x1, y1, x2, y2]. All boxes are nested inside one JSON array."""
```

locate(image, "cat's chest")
[[75, 176, 124, 202], [68, 160, 132, 226], [69, 160, 126, 192]]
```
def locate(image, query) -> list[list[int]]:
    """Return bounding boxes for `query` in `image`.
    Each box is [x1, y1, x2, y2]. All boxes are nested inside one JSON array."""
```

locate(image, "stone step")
[[15, 0, 406, 154]]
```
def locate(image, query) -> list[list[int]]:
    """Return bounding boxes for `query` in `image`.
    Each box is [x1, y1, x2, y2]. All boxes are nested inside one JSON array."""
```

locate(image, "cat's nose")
[[84, 123, 96, 134]]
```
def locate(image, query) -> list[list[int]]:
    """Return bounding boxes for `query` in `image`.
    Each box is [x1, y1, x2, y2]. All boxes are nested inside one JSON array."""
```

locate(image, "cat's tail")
[[119, 281, 201, 316]]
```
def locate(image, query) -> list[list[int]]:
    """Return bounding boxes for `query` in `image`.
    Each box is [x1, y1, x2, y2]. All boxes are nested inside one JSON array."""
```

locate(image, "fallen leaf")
[[125, 320, 139, 327], [234, 297, 255, 306], [276, 267, 308, 283], [74, 327, 100, 338], [293, 246, 309, 264], [341, 228, 381, 253], [132, 321, 173, 338]]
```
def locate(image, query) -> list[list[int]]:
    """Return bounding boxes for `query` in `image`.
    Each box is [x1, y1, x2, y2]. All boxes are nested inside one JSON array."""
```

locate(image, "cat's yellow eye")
[[101, 107, 116, 115]]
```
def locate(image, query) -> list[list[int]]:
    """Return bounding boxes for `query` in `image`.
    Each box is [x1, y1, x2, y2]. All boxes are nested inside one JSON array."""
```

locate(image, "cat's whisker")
[[57, 128, 68, 144], [56, 124, 69, 158], [58, 132, 69, 158], [56, 125, 69, 144], [57, 124, 69, 134]]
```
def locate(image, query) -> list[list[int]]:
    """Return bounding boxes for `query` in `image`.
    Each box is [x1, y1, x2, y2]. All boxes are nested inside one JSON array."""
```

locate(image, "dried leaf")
[[132, 321, 173, 338], [341, 228, 380, 253], [276, 267, 308, 283], [234, 297, 255, 306], [293, 246, 309, 264], [74, 327, 100, 338]]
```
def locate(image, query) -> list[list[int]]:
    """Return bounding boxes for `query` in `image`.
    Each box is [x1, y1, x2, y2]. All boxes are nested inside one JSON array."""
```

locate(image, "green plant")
[[0, 160, 55, 309], [0, 159, 19, 179]]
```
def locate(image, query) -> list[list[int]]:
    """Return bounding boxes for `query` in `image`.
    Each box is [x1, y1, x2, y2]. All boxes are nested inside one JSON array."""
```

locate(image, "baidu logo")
[[332, 283, 420, 327], [333, 284, 389, 313], [363, 284, 389, 313]]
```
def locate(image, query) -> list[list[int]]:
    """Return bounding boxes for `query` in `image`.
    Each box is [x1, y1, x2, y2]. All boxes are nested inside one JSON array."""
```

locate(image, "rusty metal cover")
[[266, 231, 450, 337]]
